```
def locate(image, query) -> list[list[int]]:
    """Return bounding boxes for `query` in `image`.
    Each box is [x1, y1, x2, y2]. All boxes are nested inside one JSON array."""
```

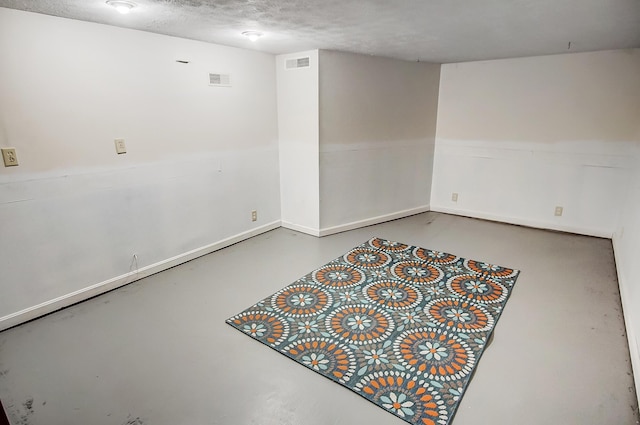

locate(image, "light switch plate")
[[114, 139, 127, 154], [1, 148, 18, 167]]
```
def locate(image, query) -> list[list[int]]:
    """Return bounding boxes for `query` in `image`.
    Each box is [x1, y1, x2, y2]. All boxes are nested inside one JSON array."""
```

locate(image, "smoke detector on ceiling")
[[106, 1, 136, 14]]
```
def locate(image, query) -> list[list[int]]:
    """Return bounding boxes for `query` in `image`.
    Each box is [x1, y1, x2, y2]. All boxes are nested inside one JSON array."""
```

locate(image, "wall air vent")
[[285, 56, 310, 70], [209, 73, 231, 87]]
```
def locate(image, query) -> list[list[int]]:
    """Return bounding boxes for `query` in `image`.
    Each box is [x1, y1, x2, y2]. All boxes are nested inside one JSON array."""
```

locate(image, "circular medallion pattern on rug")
[[326, 304, 395, 345], [271, 284, 333, 317], [227, 238, 520, 425], [393, 327, 476, 381], [424, 298, 494, 333], [463, 259, 517, 279], [344, 248, 392, 269], [282, 337, 356, 383], [368, 237, 410, 252], [355, 371, 449, 425], [391, 261, 443, 285], [413, 247, 459, 265], [363, 280, 423, 310], [445, 274, 507, 304], [312, 264, 365, 288], [228, 311, 290, 347]]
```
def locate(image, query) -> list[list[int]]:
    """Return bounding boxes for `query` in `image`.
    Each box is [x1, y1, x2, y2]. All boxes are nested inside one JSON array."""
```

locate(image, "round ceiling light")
[[106, 0, 136, 14], [242, 31, 263, 42]]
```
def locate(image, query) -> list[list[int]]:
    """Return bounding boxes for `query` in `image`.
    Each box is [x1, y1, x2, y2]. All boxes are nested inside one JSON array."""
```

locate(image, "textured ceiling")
[[1, 0, 639, 63]]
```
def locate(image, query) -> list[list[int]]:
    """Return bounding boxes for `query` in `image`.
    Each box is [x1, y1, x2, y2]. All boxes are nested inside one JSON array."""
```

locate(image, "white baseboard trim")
[[319, 205, 431, 237], [612, 236, 640, 409], [431, 205, 613, 239], [281, 221, 321, 237], [0, 220, 282, 332]]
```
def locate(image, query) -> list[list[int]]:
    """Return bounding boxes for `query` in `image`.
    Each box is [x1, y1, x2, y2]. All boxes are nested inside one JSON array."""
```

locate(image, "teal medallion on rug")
[[226, 237, 520, 425]]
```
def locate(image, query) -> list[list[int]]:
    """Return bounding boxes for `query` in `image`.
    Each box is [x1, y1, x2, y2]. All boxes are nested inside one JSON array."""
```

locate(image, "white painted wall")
[[432, 50, 640, 237], [276, 50, 320, 235], [318, 51, 440, 233], [614, 142, 640, 407], [0, 8, 281, 329]]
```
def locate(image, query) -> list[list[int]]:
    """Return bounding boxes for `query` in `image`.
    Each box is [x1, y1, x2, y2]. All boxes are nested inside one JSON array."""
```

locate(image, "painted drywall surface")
[[436, 50, 640, 143], [432, 49, 640, 237], [318, 50, 440, 229], [276, 50, 320, 233], [613, 143, 640, 407], [0, 9, 280, 317]]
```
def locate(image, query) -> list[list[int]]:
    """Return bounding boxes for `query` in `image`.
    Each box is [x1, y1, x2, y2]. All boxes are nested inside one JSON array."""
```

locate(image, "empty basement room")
[[0, 2, 639, 425]]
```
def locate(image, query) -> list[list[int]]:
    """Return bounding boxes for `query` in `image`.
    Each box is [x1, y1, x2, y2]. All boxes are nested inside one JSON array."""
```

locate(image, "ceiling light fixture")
[[106, 0, 136, 14], [242, 31, 263, 42]]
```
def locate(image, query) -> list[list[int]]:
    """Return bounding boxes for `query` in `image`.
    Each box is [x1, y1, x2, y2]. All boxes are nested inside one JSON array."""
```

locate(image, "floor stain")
[[123, 414, 145, 425], [8, 397, 35, 425]]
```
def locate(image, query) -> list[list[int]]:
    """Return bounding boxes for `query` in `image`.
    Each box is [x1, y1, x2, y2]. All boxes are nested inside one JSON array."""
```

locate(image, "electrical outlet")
[[1, 148, 19, 167], [114, 139, 127, 154], [451, 192, 458, 202], [554, 206, 563, 216], [251, 210, 257, 222]]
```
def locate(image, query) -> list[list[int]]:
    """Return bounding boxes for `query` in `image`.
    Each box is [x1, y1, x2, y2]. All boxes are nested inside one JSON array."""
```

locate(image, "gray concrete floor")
[[0, 212, 638, 425]]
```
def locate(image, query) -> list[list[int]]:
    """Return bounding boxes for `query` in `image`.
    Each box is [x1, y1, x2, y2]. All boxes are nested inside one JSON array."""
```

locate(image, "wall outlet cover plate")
[[1, 148, 18, 167]]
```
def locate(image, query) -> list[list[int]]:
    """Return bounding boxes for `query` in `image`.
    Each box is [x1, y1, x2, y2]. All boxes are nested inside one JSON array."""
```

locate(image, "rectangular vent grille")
[[285, 57, 310, 70], [209, 73, 231, 87]]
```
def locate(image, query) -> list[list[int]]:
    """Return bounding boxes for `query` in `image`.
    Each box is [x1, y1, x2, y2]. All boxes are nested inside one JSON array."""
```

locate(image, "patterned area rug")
[[226, 237, 520, 425]]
